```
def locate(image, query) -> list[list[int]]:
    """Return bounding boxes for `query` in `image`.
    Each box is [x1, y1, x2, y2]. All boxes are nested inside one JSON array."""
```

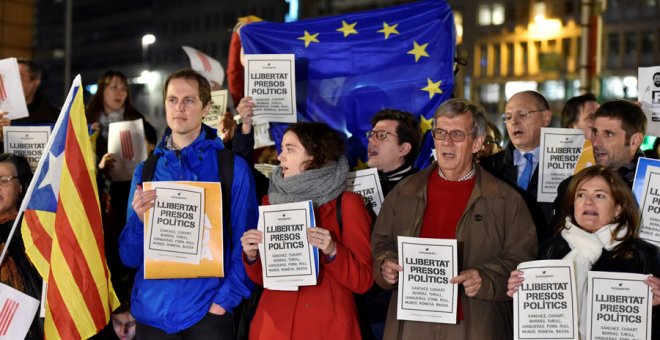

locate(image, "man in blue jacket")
[[119, 69, 258, 339]]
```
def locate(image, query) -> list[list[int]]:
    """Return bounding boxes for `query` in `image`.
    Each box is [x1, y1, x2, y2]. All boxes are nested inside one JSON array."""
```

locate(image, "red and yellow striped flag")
[[20, 75, 119, 339]]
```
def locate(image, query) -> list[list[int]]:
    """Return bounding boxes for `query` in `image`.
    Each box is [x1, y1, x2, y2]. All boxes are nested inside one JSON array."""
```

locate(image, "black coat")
[[480, 143, 554, 242], [540, 234, 660, 340]]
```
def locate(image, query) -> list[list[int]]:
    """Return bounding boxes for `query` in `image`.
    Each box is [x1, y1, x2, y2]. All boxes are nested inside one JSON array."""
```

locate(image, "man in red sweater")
[[372, 98, 537, 339]]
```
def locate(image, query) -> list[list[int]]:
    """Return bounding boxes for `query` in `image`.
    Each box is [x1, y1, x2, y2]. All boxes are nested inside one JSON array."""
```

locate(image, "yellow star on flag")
[[378, 22, 399, 39], [298, 30, 320, 47], [336, 20, 358, 37], [420, 115, 433, 135], [354, 158, 370, 170], [407, 41, 429, 62], [421, 78, 443, 99]]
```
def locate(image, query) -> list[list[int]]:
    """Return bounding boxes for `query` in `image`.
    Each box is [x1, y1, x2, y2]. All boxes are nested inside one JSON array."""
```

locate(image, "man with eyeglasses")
[[366, 109, 422, 196], [550, 99, 647, 228], [372, 98, 536, 340], [480, 90, 554, 242]]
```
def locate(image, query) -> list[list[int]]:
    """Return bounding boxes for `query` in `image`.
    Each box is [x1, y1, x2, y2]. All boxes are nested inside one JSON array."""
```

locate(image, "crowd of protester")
[[0, 56, 659, 340]]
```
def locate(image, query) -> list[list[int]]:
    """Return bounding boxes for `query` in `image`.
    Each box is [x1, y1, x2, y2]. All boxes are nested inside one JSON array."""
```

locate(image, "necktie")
[[517, 153, 535, 191]]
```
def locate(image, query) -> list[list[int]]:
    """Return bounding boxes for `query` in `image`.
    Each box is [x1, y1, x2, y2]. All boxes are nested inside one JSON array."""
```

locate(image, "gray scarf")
[[268, 157, 348, 207]]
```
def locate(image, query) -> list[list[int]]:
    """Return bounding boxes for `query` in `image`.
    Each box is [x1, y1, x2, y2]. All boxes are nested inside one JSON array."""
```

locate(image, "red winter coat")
[[244, 192, 373, 340]]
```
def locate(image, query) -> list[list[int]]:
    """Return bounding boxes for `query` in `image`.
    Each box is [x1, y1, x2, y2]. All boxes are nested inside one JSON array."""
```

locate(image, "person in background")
[[644, 137, 660, 159], [508, 165, 660, 339], [560, 93, 599, 139], [0, 154, 42, 340], [13, 58, 59, 124], [372, 98, 537, 339], [241, 122, 373, 340], [480, 90, 554, 242], [120, 69, 258, 339], [366, 109, 421, 197], [476, 121, 503, 161]]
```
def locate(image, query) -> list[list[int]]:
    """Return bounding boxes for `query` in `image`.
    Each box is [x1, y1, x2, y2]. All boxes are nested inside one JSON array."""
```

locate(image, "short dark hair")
[[594, 100, 646, 142], [16, 58, 41, 81], [370, 109, 421, 165], [285, 122, 345, 170], [560, 93, 597, 128], [559, 165, 639, 257], [163, 69, 212, 107], [0, 154, 32, 208]]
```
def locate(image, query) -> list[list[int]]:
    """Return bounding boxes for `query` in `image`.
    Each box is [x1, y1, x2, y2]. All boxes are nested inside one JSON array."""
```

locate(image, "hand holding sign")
[[307, 227, 336, 257], [132, 185, 157, 222], [451, 269, 482, 297], [241, 229, 263, 262], [644, 275, 660, 306], [507, 270, 525, 298], [381, 258, 403, 285], [236, 96, 255, 134]]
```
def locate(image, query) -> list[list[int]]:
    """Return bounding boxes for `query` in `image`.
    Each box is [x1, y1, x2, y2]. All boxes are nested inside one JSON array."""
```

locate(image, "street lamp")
[[141, 34, 156, 67]]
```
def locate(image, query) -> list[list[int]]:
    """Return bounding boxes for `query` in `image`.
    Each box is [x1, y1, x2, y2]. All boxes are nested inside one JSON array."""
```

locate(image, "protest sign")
[[0, 58, 28, 120], [573, 140, 596, 175], [203, 90, 229, 129], [538, 128, 585, 202], [144, 182, 205, 265], [586, 271, 652, 340], [397, 236, 457, 324], [0, 283, 40, 340], [254, 122, 275, 148], [346, 167, 384, 215], [244, 54, 296, 124], [2, 126, 51, 171], [258, 201, 318, 290], [632, 157, 660, 246], [514, 260, 578, 340], [638, 66, 660, 137], [107, 119, 147, 181], [143, 181, 224, 278]]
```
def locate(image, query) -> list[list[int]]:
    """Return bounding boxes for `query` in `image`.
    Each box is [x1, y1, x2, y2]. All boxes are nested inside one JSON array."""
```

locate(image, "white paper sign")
[[586, 271, 652, 340], [2, 126, 51, 172], [253, 122, 275, 149], [397, 236, 458, 324], [204, 90, 229, 129], [514, 260, 578, 340], [144, 182, 205, 264], [538, 128, 585, 202], [638, 164, 660, 246], [258, 201, 318, 290], [0, 283, 40, 340], [346, 168, 385, 215], [0, 58, 29, 120], [107, 119, 147, 182], [638, 66, 660, 137], [244, 54, 296, 124]]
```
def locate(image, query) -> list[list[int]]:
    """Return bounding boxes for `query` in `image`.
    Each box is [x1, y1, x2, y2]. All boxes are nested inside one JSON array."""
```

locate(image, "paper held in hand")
[[513, 259, 578, 340], [243, 54, 296, 125], [0, 58, 29, 120], [258, 200, 318, 290], [586, 271, 652, 340], [2, 125, 51, 172], [632, 157, 660, 247], [537, 128, 585, 203], [107, 119, 147, 182], [397, 236, 457, 324], [143, 181, 225, 279], [346, 167, 385, 216]]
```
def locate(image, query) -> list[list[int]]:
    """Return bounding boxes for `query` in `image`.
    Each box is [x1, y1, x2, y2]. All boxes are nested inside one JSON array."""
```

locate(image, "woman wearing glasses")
[[0, 154, 42, 339], [240, 122, 373, 340]]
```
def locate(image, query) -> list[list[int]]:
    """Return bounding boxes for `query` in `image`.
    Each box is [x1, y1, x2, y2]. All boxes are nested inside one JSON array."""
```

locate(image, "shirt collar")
[[513, 146, 540, 166]]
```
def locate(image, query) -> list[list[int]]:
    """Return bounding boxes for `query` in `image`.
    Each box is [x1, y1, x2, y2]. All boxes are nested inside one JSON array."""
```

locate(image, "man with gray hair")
[[372, 98, 537, 339]]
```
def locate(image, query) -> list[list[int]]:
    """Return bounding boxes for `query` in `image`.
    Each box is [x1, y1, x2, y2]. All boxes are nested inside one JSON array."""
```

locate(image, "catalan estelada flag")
[[20, 75, 119, 339], [240, 0, 455, 169]]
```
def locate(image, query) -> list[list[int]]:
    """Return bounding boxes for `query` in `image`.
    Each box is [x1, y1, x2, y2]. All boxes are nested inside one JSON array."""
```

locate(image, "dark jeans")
[[136, 313, 234, 340]]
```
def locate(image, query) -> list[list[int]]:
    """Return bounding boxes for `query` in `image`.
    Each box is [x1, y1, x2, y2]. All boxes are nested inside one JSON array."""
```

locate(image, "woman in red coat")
[[241, 122, 373, 340]]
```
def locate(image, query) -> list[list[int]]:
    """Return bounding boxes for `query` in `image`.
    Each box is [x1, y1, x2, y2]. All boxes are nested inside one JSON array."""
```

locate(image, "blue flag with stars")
[[240, 0, 455, 169]]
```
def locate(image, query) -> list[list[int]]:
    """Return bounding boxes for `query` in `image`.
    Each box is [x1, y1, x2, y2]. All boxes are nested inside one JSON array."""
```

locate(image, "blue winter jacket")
[[119, 126, 258, 333]]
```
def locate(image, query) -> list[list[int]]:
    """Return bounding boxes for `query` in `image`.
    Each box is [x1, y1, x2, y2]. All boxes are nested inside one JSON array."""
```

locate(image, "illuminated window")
[[478, 3, 505, 26], [455, 11, 463, 44], [504, 81, 538, 100], [480, 84, 500, 104], [478, 5, 492, 25], [492, 4, 505, 25]]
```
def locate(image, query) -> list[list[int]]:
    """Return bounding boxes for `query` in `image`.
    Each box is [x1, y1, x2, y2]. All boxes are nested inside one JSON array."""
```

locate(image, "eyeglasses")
[[431, 128, 475, 142], [0, 176, 17, 187], [502, 108, 546, 123], [366, 130, 398, 141]]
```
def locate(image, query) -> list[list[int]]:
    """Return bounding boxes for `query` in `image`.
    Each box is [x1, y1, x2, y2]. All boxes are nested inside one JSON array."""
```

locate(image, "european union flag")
[[240, 0, 455, 169]]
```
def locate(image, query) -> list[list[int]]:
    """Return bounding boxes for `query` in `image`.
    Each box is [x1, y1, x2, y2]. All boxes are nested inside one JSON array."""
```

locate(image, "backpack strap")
[[335, 192, 344, 235], [218, 148, 234, 247], [141, 153, 161, 183]]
